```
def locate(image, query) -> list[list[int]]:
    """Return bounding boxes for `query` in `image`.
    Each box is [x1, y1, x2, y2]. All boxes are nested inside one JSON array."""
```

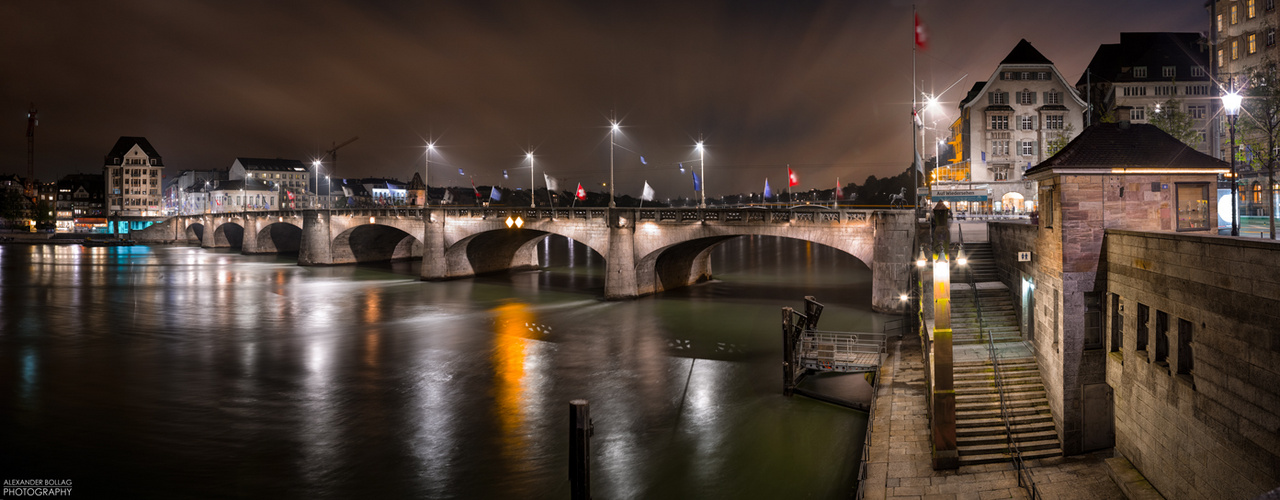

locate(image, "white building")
[[103, 136, 165, 217], [940, 39, 1087, 214]]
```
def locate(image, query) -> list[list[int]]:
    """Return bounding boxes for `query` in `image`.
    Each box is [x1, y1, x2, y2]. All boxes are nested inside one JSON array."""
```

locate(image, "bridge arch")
[[332, 223, 423, 264], [184, 222, 205, 245], [251, 222, 303, 254], [211, 221, 245, 248], [444, 228, 551, 277]]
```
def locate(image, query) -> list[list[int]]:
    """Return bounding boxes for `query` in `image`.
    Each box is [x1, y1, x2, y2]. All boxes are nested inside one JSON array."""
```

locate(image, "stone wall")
[[1104, 229, 1280, 499]]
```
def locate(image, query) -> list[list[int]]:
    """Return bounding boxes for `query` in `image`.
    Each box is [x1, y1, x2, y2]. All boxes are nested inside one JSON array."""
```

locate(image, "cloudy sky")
[[2, 0, 1204, 199]]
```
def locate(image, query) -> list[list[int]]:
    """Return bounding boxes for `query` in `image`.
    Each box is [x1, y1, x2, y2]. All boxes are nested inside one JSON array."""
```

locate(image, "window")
[[1084, 292, 1104, 350], [1249, 0, 1257, 18], [1122, 86, 1147, 96], [1270, 0, 1277, 11], [1045, 115, 1064, 129], [1017, 90, 1036, 105], [991, 140, 1010, 155], [1233, 40, 1240, 60], [1131, 106, 1146, 121], [1040, 186, 1054, 227], [1192, 66, 1207, 77], [990, 115, 1009, 130], [1269, 29, 1277, 47], [1176, 182, 1210, 230], [989, 91, 1008, 104], [1155, 85, 1176, 96], [1155, 310, 1169, 365], [1020, 116, 1035, 130], [1021, 72, 1030, 80], [1186, 85, 1210, 95], [1232, 4, 1239, 23], [1110, 294, 1122, 353], [1250, 33, 1258, 54], [1188, 105, 1207, 119], [1217, 13, 1224, 32], [1177, 318, 1194, 375], [1162, 66, 1176, 78], [1134, 66, 1148, 78], [1044, 91, 1063, 105], [1020, 140, 1036, 156], [1037, 72, 1048, 80], [993, 168, 1008, 181], [1254, 182, 1263, 203], [1218, 49, 1225, 67], [1136, 303, 1150, 353], [1002, 71, 1013, 80]]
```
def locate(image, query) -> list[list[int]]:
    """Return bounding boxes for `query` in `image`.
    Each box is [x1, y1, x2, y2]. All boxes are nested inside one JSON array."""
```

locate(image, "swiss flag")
[[835, 182, 844, 200], [914, 13, 928, 50], [788, 168, 799, 187], [575, 183, 587, 201]]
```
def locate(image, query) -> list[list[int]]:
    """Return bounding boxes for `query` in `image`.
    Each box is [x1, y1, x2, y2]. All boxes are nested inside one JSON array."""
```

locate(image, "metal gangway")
[[782, 296, 887, 408]]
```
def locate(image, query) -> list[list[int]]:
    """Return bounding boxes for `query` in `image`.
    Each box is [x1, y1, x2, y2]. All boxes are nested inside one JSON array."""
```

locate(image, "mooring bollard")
[[569, 399, 592, 500]]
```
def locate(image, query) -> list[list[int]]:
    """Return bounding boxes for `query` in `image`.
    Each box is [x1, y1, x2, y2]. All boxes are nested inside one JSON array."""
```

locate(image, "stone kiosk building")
[[990, 121, 1279, 498]]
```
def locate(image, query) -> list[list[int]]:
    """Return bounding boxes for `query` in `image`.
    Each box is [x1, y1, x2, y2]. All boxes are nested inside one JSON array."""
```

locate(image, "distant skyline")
[[3, 0, 1204, 198]]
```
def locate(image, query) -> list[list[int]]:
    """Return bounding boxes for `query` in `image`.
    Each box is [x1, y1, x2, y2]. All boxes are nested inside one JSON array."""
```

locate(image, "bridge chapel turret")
[[104, 136, 165, 217]]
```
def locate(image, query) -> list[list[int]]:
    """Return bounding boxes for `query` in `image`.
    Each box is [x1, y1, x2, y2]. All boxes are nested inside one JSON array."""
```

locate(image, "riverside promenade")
[[860, 219, 1126, 500]]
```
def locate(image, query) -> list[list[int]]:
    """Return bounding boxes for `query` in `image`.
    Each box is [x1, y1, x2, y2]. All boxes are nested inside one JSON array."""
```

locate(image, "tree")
[[1149, 97, 1199, 147], [1046, 123, 1076, 157], [1238, 62, 1280, 239]]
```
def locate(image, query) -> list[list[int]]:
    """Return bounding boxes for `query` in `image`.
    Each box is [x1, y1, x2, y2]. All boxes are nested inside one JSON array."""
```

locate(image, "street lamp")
[[1224, 84, 1243, 236], [312, 160, 321, 209], [696, 140, 706, 208], [243, 173, 251, 213], [326, 175, 331, 210], [425, 142, 435, 207], [610, 120, 619, 208], [527, 152, 536, 208]]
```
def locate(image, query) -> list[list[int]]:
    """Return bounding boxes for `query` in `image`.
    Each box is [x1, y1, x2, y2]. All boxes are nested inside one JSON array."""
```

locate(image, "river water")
[[0, 236, 886, 498]]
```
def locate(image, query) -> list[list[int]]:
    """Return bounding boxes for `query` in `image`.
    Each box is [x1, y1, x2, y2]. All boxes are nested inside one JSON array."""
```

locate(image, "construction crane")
[[25, 103, 37, 202], [315, 136, 357, 205]]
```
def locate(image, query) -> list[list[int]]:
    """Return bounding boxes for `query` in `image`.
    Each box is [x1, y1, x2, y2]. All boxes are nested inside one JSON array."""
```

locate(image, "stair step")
[[956, 446, 1062, 466], [956, 391, 1046, 404], [956, 429, 1059, 447], [958, 438, 1061, 456], [956, 382, 1045, 396], [956, 404, 1049, 419], [956, 421, 1057, 438], [956, 413, 1053, 429]]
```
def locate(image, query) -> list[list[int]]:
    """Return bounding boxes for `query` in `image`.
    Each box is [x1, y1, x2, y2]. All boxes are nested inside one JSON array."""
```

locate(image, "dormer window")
[[1133, 66, 1148, 78]]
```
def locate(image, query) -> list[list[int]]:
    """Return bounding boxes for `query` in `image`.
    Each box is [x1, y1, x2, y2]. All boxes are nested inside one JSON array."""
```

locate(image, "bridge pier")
[[604, 210, 638, 300], [421, 209, 447, 280], [298, 210, 333, 265]]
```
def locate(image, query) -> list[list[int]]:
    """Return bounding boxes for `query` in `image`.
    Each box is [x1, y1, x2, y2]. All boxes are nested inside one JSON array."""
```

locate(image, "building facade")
[[54, 174, 105, 233], [1077, 33, 1216, 157], [230, 158, 310, 208], [103, 136, 165, 217], [941, 39, 1087, 214]]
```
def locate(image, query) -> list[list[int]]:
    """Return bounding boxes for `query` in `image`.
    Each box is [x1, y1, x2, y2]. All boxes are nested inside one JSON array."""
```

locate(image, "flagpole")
[[912, 4, 919, 213]]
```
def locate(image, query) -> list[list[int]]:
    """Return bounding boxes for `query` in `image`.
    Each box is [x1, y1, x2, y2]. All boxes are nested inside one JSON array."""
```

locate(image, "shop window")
[[1176, 182, 1210, 231]]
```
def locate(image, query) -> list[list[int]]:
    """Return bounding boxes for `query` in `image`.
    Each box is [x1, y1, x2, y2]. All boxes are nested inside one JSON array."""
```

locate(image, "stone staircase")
[[949, 241, 1062, 466]]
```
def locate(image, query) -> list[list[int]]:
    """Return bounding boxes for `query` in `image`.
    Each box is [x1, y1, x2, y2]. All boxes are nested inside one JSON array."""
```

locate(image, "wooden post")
[[569, 399, 591, 500]]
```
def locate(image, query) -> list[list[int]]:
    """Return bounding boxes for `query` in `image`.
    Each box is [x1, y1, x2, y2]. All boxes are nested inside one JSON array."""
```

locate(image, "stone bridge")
[[137, 207, 915, 311]]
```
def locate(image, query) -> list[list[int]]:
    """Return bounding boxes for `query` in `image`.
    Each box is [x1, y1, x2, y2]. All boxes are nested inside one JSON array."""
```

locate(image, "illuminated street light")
[[609, 120, 619, 208], [696, 140, 706, 208], [425, 142, 435, 207], [312, 160, 321, 209], [527, 152, 535, 208], [1224, 84, 1242, 236]]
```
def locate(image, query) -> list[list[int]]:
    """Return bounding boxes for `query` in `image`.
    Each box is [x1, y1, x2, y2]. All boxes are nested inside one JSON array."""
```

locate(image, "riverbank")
[[861, 331, 1125, 500]]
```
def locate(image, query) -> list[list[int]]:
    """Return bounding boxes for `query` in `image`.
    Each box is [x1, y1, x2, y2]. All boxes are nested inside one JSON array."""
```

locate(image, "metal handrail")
[[958, 226, 1041, 499]]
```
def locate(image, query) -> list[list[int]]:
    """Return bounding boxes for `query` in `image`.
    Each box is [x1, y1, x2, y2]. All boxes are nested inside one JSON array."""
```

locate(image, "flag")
[[836, 179, 844, 200], [503, 170, 508, 179], [913, 109, 923, 129], [471, 178, 480, 197], [490, 186, 502, 201], [679, 162, 685, 174], [575, 183, 587, 201], [458, 168, 465, 175], [544, 173, 558, 192], [642, 181, 655, 201], [764, 179, 772, 199], [442, 189, 454, 204], [692, 172, 701, 192], [914, 150, 925, 174], [788, 167, 799, 187], [640, 156, 647, 165], [914, 13, 928, 50], [981, 151, 986, 162]]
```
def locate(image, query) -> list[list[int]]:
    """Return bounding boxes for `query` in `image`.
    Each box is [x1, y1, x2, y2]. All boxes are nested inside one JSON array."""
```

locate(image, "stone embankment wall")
[[1104, 229, 1280, 499]]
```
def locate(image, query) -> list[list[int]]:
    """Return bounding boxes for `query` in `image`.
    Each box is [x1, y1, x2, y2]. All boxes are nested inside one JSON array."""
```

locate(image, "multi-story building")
[[166, 169, 226, 215], [230, 158, 311, 207], [54, 174, 105, 233], [1077, 33, 1216, 157], [940, 39, 1087, 214], [103, 136, 165, 217]]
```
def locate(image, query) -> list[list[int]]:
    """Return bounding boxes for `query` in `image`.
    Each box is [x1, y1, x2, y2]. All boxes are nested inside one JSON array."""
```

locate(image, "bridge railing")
[[185, 207, 884, 226]]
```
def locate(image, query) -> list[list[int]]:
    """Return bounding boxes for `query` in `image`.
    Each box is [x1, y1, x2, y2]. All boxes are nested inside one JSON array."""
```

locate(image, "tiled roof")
[[999, 39, 1052, 66], [235, 158, 308, 172], [105, 137, 163, 165], [1076, 33, 1209, 86], [1025, 123, 1227, 178]]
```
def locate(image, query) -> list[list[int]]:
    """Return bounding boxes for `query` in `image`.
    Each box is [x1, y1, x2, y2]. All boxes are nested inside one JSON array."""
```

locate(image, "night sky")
[[2, 0, 1204, 199]]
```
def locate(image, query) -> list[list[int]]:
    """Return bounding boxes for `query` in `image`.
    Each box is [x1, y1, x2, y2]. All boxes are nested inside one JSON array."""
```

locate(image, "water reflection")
[[0, 235, 877, 498]]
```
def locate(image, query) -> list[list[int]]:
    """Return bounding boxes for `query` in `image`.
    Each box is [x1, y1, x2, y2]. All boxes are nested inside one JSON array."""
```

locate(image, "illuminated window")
[[1249, 0, 1257, 18], [1176, 182, 1210, 230], [1218, 49, 1225, 67], [1233, 40, 1240, 59], [1254, 182, 1263, 203], [1232, 4, 1239, 23], [1134, 66, 1148, 78], [1250, 33, 1258, 54]]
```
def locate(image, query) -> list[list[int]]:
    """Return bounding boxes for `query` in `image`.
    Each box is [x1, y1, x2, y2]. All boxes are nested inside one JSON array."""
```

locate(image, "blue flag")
[[692, 172, 701, 192], [458, 168, 465, 175], [503, 170, 508, 179], [764, 179, 772, 199], [490, 186, 502, 201], [640, 156, 647, 165]]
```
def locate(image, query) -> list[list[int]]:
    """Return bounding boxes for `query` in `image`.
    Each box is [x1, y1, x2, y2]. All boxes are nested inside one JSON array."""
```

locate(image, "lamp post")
[[425, 142, 434, 207], [326, 175, 331, 210], [609, 120, 619, 208], [1224, 85, 1243, 236], [242, 173, 250, 214], [312, 160, 322, 209], [696, 140, 706, 208], [527, 152, 536, 208]]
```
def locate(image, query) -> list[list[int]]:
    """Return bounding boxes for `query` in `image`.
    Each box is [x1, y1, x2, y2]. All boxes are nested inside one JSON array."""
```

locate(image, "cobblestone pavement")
[[861, 333, 1126, 500]]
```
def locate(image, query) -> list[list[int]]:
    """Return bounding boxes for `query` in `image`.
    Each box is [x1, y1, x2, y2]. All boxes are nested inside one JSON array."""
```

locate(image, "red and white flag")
[[788, 167, 799, 187], [914, 13, 928, 50], [835, 178, 844, 200], [575, 183, 587, 201]]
